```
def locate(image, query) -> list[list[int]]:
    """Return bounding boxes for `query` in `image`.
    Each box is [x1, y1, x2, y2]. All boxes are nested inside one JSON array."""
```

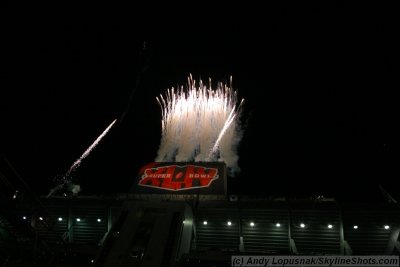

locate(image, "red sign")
[[138, 164, 219, 191]]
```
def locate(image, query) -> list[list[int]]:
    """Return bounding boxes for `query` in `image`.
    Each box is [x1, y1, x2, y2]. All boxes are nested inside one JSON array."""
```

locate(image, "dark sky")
[[2, 3, 399, 201]]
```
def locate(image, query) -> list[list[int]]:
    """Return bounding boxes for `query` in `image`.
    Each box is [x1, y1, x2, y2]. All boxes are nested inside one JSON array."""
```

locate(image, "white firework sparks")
[[155, 75, 244, 173], [65, 118, 117, 177], [47, 118, 117, 197]]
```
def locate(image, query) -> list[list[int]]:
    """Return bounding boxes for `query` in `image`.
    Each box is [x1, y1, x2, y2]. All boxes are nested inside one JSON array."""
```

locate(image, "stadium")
[[1, 161, 399, 266]]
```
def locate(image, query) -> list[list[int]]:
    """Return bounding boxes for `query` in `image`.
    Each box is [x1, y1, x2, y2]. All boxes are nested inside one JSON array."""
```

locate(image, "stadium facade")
[[1, 162, 399, 266]]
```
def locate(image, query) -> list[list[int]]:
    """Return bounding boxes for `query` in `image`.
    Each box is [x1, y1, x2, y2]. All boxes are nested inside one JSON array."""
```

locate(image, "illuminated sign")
[[132, 162, 226, 196], [138, 164, 218, 191]]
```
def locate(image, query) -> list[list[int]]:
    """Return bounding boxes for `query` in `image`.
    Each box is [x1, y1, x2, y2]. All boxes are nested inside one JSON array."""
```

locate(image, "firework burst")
[[155, 75, 244, 174]]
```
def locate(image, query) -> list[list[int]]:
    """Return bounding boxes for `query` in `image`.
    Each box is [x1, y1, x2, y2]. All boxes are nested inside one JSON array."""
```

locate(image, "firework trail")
[[65, 119, 117, 177], [155, 75, 244, 174], [47, 119, 117, 197]]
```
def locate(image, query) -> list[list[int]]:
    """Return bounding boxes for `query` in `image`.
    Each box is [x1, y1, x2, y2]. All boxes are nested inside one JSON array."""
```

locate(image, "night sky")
[[2, 3, 399, 202]]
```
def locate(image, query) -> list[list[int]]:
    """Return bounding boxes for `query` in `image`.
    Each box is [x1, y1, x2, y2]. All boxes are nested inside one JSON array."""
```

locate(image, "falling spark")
[[47, 119, 117, 197], [155, 75, 244, 174]]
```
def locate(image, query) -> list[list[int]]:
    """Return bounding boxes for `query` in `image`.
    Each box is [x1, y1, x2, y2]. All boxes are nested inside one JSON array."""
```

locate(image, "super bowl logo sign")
[[138, 164, 219, 191]]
